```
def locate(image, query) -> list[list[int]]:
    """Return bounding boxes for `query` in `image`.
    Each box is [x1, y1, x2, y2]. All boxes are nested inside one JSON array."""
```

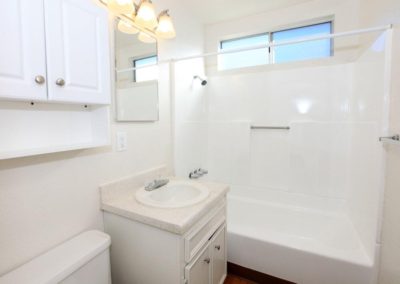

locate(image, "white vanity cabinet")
[[211, 227, 226, 284], [0, 0, 110, 105], [103, 200, 227, 284], [185, 225, 226, 284]]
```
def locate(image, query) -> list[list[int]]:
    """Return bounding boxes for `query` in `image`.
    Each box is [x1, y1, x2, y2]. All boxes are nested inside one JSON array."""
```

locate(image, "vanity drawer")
[[184, 201, 226, 263]]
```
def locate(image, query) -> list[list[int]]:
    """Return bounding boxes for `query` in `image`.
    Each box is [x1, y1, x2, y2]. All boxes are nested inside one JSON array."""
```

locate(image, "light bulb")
[[155, 11, 176, 39], [108, 0, 135, 14], [138, 32, 156, 43], [118, 20, 139, 34], [136, 0, 158, 29]]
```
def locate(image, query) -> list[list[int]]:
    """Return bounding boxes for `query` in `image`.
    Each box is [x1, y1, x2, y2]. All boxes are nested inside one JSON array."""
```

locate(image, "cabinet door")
[[0, 0, 47, 101], [185, 246, 211, 284], [211, 227, 226, 284], [44, 0, 111, 104]]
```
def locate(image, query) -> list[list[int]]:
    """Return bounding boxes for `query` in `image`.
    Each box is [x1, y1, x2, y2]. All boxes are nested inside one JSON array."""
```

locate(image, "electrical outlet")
[[116, 131, 128, 152]]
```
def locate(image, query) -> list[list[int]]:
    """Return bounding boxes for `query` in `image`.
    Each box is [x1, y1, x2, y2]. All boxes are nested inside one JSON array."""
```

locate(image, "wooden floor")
[[226, 262, 295, 284], [224, 274, 257, 284]]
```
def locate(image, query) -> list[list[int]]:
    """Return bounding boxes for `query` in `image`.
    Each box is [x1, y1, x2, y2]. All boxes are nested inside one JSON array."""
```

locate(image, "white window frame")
[[218, 19, 334, 69], [132, 54, 158, 83]]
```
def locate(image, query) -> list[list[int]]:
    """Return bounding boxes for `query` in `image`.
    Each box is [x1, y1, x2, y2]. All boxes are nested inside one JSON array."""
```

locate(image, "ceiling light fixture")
[[99, 0, 176, 43], [155, 10, 176, 39], [136, 0, 158, 29], [108, 0, 135, 15]]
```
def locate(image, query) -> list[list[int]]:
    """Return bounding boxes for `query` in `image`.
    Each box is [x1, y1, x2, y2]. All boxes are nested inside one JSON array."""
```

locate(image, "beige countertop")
[[99, 168, 229, 235]]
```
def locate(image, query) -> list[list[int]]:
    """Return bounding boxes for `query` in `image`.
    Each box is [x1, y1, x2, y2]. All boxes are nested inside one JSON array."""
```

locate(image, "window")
[[219, 22, 332, 70], [219, 33, 270, 70], [272, 22, 332, 63], [133, 55, 158, 82]]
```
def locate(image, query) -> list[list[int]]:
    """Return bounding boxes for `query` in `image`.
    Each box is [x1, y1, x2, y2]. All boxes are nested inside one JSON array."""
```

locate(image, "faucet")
[[144, 178, 169, 191], [189, 168, 208, 179]]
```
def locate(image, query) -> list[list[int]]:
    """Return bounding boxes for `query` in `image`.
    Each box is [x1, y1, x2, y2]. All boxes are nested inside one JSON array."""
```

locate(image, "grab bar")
[[250, 126, 290, 130], [379, 134, 399, 142]]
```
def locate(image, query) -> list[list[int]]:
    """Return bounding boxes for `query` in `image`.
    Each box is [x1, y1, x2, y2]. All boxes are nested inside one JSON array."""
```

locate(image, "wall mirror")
[[114, 20, 159, 122]]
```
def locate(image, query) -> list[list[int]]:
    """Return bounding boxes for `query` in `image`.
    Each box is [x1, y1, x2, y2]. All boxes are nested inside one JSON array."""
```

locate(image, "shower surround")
[[174, 32, 390, 284]]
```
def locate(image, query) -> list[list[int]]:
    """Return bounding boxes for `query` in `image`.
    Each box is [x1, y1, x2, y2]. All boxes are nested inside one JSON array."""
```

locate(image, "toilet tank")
[[0, 230, 111, 284]]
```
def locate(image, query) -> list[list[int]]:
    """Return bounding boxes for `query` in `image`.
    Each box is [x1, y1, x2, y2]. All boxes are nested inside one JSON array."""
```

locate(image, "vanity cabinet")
[[211, 227, 226, 284], [185, 225, 226, 284], [185, 245, 211, 284], [103, 200, 227, 284], [0, 0, 110, 105]]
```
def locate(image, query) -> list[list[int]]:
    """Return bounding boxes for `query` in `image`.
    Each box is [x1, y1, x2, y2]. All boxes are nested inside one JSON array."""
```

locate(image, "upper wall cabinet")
[[44, 0, 110, 104], [0, 0, 48, 101], [0, 0, 110, 105]]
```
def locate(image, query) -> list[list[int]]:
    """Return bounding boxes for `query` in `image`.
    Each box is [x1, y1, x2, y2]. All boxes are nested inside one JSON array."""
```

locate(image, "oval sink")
[[136, 180, 210, 208]]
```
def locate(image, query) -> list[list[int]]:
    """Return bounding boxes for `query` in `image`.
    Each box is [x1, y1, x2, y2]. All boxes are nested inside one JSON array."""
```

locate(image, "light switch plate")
[[116, 131, 128, 152]]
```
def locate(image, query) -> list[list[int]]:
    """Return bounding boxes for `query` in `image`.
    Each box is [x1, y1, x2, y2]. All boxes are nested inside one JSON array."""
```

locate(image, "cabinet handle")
[[35, 75, 45, 85], [215, 245, 221, 251], [56, 78, 65, 87], [204, 257, 210, 264]]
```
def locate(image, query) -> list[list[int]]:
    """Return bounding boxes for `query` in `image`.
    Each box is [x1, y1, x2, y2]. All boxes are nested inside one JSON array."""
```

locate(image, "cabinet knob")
[[35, 75, 45, 85], [204, 257, 210, 264], [56, 78, 65, 87], [215, 245, 221, 251]]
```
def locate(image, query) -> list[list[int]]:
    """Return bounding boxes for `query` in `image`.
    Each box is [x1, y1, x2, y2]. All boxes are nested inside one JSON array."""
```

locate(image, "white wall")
[[0, 0, 204, 276], [358, 1, 400, 284], [173, 58, 208, 176], [345, 37, 387, 263]]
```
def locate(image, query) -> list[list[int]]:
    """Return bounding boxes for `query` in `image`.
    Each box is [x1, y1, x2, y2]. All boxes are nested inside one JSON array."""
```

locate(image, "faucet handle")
[[198, 168, 208, 175], [189, 172, 200, 179]]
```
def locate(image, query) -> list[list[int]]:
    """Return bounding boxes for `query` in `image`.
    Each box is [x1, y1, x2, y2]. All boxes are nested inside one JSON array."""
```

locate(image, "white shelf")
[[0, 101, 110, 160], [0, 141, 109, 160]]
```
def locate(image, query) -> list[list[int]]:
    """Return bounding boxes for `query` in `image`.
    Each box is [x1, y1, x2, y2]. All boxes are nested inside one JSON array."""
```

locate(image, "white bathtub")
[[227, 193, 377, 284]]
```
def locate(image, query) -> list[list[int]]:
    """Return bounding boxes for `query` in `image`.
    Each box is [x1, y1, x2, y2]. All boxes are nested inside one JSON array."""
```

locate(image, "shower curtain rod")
[[116, 24, 392, 73], [169, 24, 392, 63]]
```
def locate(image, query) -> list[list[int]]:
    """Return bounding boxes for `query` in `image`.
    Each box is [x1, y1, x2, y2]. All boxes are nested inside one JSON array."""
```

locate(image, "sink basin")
[[135, 180, 210, 208]]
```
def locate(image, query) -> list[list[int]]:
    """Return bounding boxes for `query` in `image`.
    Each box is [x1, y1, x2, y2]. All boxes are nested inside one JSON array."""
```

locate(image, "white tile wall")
[[174, 32, 387, 263]]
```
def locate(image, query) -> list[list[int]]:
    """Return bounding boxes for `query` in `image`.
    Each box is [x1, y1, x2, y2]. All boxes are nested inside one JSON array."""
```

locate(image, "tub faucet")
[[189, 168, 208, 179], [144, 178, 169, 191]]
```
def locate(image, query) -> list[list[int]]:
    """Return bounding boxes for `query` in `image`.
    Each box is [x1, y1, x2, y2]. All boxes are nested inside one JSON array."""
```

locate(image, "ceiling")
[[181, 0, 311, 24]]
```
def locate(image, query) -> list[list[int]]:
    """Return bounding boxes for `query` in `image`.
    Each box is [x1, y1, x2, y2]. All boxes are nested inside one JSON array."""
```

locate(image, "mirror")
[[114, 20, 159, 122]]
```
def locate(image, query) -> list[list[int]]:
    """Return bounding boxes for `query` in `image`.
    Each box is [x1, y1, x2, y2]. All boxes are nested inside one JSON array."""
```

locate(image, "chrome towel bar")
[[250, 126, 290, 130], [379, 134, 399, 142]]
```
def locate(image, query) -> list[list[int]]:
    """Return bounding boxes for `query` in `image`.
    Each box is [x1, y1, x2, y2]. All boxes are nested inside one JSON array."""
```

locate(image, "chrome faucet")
[[144, 178, 169, 191], [189, 168, 208, 179]]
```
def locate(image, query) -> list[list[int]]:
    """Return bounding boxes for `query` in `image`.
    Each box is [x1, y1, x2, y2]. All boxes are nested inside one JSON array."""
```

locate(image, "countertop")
[[99, 171, 229, 235]]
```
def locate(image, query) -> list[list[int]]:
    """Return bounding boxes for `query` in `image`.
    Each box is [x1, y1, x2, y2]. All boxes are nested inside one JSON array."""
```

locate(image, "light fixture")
[[107, 0, 135, 15], [136, 0, 158, 30], [138, 32, 157, 43], [155, 10, 176, 39], [99, 0, 176, 42], [118, 19, 139, 34]]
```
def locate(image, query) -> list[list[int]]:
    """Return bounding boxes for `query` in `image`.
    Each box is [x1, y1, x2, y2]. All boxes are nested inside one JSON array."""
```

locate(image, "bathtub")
[[226, 192, 377, 284]]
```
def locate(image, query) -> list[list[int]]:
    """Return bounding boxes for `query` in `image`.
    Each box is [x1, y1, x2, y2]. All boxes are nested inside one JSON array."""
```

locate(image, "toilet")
[[0, 230, 111, 284]]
